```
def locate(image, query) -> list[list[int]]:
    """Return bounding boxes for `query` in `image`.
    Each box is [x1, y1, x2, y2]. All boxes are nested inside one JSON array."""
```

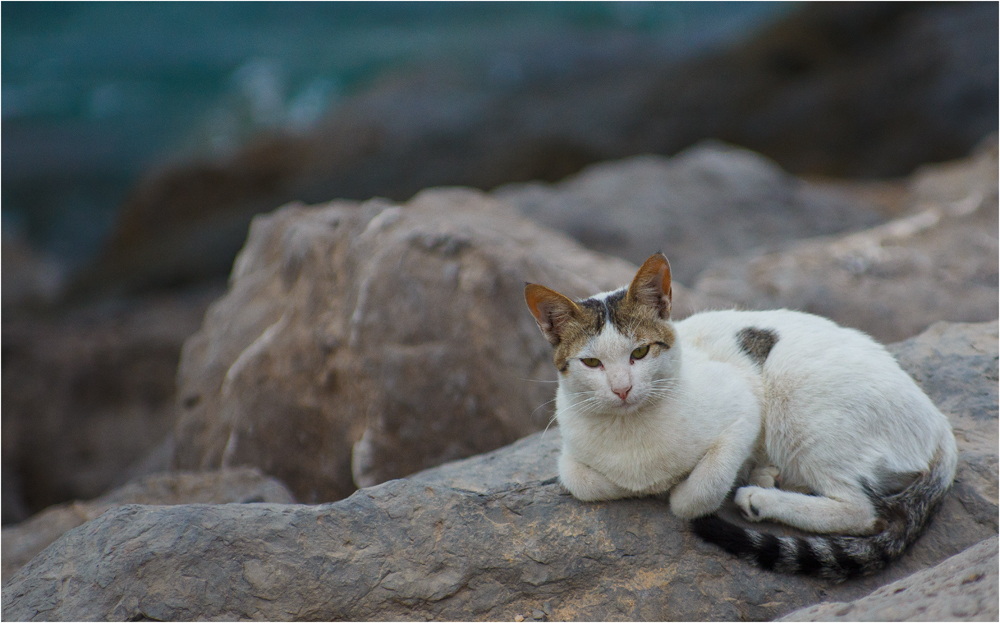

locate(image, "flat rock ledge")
[[3, 321, 996, 621], [1, 467, 295, 584]]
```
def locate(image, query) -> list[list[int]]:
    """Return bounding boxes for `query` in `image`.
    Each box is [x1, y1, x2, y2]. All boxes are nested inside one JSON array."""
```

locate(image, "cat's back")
[[675, 308, 894, 374]]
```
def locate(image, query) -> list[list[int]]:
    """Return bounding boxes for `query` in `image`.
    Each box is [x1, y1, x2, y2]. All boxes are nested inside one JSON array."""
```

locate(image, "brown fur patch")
[[551, 289, 676, 372], [552, 302, 605, 372], [607, 290, 677, 351]]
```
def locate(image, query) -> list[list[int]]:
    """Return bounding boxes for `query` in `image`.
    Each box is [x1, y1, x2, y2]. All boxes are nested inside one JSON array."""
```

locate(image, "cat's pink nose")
[[614, 386, 632, 401]]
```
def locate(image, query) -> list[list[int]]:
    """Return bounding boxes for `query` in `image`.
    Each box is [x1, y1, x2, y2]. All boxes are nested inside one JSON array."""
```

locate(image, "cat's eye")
[[581, 358, 602, 368], [631, 345, 650, 360]]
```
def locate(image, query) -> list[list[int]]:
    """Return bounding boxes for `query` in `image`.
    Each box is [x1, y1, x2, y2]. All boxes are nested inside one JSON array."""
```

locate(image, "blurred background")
[[2, 2, 997, 526]]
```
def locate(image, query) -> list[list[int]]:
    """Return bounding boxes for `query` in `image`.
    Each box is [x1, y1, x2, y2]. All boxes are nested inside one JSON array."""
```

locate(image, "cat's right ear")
[[627, 252, 672, 319], [524, 283, 582, 346]]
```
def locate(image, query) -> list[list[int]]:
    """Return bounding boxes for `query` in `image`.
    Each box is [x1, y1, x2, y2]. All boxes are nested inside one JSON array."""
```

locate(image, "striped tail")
[[690, 458, 953, 581]]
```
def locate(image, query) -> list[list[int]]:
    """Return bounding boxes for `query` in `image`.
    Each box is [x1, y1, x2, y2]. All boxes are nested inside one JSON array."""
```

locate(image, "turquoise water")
[[2, 2, 790, 264]]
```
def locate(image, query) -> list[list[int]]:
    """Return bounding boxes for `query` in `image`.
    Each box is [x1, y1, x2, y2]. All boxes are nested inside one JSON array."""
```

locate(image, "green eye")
[[581, 358, 602, 368], [631, 345, 650, 360]]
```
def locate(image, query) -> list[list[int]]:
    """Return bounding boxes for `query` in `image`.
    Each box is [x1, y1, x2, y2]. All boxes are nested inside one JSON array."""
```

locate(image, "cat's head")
[[525, 253, 679, 412]]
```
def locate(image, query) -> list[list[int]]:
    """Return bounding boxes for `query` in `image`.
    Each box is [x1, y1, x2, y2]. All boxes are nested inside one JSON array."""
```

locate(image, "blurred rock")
[[1, 230, 64, 313], [640, 2, 998, 178], [1, 285, 221, 519], [171, 188, 711, 503], [1, 467, 294, 583], [779, 537, 999, 622], [496, 141, 888, 284], [79, 2, 997, 294], [693, 137, 999, 343], [4, 319, 996, 621]]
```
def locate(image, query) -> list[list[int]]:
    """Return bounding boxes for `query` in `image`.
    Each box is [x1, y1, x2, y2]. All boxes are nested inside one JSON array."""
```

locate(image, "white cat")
[[524, 252, 957, 579]]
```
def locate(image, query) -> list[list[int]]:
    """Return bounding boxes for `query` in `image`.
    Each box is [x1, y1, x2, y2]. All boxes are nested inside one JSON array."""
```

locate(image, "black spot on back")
[[738, 327, 779, 367]]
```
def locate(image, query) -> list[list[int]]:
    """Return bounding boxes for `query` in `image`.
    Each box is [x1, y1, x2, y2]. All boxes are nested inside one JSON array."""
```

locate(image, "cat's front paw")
[[669, 478, 726, 519], [734, 486, 767, 521]]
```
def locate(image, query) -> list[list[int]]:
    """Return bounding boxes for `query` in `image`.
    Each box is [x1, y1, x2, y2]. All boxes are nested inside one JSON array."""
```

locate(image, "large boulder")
[[693, 137, 998, 343], [171, 188, 709, 503], [779, 536, 998, 622], [4, 320, 996, 621], [0, 467, 294, 584], [495, 141, 888, 284], [1, 286, 220, 521]]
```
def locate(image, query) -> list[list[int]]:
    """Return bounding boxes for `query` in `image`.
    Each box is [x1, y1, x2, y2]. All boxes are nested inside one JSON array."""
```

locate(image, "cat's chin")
[[598, 398, 648, 415]]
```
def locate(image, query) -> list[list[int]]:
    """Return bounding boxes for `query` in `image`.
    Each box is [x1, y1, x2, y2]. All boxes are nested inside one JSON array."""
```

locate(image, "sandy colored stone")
[[171, 187, 711, 504]]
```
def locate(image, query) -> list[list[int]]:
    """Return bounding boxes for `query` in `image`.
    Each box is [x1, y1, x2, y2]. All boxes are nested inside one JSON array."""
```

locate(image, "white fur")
[[556, 308, 958, 535]]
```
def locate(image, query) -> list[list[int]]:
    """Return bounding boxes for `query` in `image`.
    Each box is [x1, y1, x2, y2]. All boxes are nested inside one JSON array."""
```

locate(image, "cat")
[[524, 252, 957, 580]]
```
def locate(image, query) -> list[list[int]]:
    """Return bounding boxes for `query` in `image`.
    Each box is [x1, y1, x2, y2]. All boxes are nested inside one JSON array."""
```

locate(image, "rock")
[[171, 188, 710, 503], [79, 3, 997, 295], [1, 231, 64, 314], [888, 321, 999, 509], [495, 141, 888, 284], [4, 320, 995, 621], [0, 467, 294, 584], [778, 536, 999, 622], [641, 2, 999, 179], [1, 285, 222, 519], [693, 137, 998, 343]]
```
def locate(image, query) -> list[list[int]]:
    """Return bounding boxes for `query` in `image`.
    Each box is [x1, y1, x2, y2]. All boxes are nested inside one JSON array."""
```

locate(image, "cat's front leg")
[[669, 420, 759, 519], [558, 452, 633, 502]]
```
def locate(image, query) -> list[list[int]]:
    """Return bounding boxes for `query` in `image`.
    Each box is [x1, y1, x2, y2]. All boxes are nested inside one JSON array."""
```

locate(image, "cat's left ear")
[[627, 252, 672, 319]]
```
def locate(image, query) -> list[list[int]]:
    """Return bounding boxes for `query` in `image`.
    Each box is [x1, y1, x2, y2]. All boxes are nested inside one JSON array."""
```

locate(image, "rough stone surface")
[[4, 320, 995, 621], [694, 137, 999, 343], [0, 467, 294, 584], [496, 141, 888, 284], [171, 188, 710, 503], [1, 286, 221, 521], [888, 321, 999, 510], [779, 536, 999, 622]]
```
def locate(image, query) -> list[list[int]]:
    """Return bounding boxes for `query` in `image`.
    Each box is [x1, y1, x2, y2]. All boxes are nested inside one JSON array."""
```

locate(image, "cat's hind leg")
[[734, 485, 878, 535], [748, 465, 780, 489]]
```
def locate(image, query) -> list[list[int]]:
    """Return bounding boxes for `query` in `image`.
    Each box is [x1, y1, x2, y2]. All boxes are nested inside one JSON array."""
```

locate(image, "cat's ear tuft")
[[627, 253, 672, 319], [525, 283, 582, 346]]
